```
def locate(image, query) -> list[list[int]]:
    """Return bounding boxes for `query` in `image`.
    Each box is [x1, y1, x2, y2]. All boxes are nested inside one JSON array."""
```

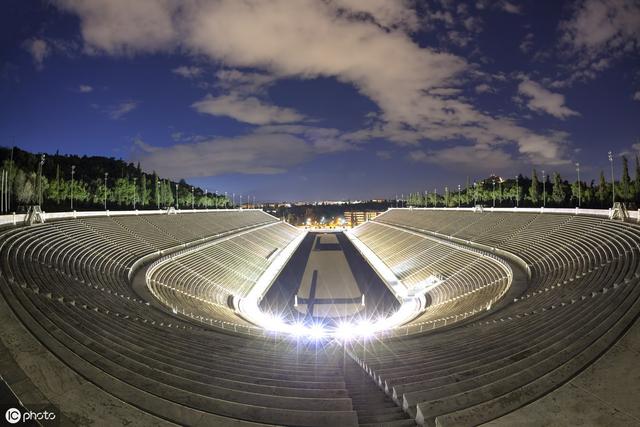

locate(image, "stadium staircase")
[[344, 357, 417, 427]]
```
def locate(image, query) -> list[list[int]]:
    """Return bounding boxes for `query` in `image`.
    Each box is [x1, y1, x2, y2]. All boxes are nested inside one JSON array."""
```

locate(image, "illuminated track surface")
[[259, 232, 400, 323]]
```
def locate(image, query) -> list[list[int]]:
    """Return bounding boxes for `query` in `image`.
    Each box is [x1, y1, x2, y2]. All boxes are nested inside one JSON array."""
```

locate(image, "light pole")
[[516, 175, 519, 207], [232, 193, 236, 208], [458, 184, 461, 207], [240, 194, 243, 209], [434, 188, 437, 207], [492, 179, 496, 207], [37, 154, 45, 206], [576, 162, 581, 207], [103, 172, 108, 210], [176, 183, 179, 209], [191, 186, 194, 209], [70, 165, 75, 210], [204, 189, 208, 209], [133, 177, 137, 209], [608, 151, 615, 206], [542, 170, 546, 207], [156, 178, 160, 209], [473, 182, 477, 206], [445, 187, 448, 207], [224, 191, 228, 208]]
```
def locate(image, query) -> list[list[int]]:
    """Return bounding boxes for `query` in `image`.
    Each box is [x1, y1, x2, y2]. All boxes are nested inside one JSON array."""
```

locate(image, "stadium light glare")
[[334, 322, 356, 341], [309, 323, 326, 340], [290, 322, 308, 338], [264, 313, 286, 332], [357, 319, 375, 338]]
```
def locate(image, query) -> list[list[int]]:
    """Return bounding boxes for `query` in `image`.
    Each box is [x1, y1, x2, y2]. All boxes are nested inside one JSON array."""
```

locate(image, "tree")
[[465, 176, 470, 205], [621, 155, 631, 201], [508, 176, 523, 206], [597, 170, 608, 207], [529, 169, 540, 205], [583, 180, 594, 205], [92, 178, 109, 206], [163, 180, 174, 207], [571, 181, 582, 205], [552, 172, 567, 205], [14, 169, 35, 205], [140, 174, 148, 207], [47, 169, 65, 205]]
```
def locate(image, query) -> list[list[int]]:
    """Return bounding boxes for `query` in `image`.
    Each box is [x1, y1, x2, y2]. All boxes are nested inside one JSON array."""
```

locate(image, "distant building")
[[343, 211, 381, 227]]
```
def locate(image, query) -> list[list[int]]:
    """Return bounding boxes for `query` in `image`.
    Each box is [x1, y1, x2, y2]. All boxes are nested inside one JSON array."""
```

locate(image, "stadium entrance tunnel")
[[236, 231, 430, 340]]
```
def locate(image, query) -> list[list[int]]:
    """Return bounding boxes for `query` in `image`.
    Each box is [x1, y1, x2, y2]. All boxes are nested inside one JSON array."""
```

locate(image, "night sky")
[[1, 0, 639, 201]]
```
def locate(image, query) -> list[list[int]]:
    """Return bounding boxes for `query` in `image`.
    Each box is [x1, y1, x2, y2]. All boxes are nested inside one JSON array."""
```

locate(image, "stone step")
[[359, 411, 409, 424], [355, 407, 405, 417], [360, 419, 417, 427], [352, 400, 399, 409]]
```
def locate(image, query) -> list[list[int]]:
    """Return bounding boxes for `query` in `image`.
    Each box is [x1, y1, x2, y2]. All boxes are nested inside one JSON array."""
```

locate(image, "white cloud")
[[78, 84, 93, 93], [56, 0, 573, 167], [561, 0, 640, 54], [517, 79, 580, 119], [501, 1, 522, 14], [633, 91, 640, 101], [447, 31, 472, 47], [253, 124, 356, 154], [135, 122, 360, 179], [107, 100, 139, 119], [475, 83, 492, 94], [172, 65, 203, 79], [558, 0, 640, 84], [409, 144, 517, 173], [23, 38, 49, 69], [192, 94, 305, 125], [376, 150, 392, 160], [132, 133, 314, 179], [330, 0, 420, 32], [519, 32, 534, 53], [215, 69, 277, 96], [55, 0, 179, 55]]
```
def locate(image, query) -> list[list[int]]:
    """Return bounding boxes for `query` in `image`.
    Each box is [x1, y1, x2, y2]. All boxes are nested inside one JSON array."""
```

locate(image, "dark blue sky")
[[1, 0, 639, 201]]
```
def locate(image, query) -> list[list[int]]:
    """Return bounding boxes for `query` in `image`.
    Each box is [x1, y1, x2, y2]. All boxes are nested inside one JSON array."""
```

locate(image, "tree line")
[[405, 157, 640, 209], [0, 146, 232, 213]]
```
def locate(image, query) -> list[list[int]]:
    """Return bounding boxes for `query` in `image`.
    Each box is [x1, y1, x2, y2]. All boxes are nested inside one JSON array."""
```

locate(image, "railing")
[[395, 206, 640, 220], [0, 208, 260, 227]]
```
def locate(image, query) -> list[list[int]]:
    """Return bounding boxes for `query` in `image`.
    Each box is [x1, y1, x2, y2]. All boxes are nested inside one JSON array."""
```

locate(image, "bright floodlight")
[[334, 321, 355, 341], [357, 319, 375, 338], [290, 322, 307, 338], [264, 313, 285, 332], [309, 323, 326, 340]]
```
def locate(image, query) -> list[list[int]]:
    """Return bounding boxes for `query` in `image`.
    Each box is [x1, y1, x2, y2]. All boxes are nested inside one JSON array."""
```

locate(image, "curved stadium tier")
[[1, 208, 638, 426]]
